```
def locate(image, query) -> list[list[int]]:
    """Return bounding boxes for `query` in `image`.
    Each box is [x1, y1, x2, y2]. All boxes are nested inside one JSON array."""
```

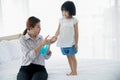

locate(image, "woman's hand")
[[47, 50, 52, 55], [42, 35, 50, 45], [41, 35, 57, 46], [34, 35, 50, 54]]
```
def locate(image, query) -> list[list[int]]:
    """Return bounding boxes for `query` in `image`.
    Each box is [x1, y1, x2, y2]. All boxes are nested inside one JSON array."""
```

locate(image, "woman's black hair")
[[23, 16, 40, 35], [61, 1, 76, 16]]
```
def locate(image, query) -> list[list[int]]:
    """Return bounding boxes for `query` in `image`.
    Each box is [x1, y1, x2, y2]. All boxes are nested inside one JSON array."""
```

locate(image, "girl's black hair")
[[23, 16, 40, 35], [61, 1, 76, 16]]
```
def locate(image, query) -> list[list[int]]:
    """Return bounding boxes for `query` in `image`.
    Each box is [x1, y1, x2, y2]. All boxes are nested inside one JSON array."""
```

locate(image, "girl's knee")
[[71, 55, 76, 60]]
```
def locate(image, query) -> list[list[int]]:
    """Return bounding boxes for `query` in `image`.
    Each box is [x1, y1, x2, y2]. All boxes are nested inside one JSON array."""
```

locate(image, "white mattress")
[[0, 40, 120, 80], [0, 58, 120, 80]]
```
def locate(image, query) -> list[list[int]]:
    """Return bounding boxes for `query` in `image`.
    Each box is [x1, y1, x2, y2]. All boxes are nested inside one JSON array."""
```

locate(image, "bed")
[[0, 34, 120, 80]]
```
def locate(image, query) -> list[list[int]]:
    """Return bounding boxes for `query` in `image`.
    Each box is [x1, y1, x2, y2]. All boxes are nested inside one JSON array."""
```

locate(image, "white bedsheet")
[[0, 40, 120, 80], [0, 58, 120, 80]]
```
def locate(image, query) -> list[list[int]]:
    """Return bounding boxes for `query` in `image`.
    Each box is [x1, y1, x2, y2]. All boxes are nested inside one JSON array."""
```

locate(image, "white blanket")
[[0, 58, 120, 80], [0, 40, 120, 80]]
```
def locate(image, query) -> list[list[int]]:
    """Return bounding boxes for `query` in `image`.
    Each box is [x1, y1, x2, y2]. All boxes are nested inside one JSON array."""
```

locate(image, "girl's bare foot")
[[66, 72, 77, 76], [66, 72, 72, 76]]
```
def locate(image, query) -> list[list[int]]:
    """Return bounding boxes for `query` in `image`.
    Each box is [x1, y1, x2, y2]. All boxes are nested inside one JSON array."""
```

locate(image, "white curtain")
[[0, 0, 3, 33], [0, 0, 29, 37], [0, 0, 119, 59], [112, 0, 120, 59], [76, 0, 115, 59]]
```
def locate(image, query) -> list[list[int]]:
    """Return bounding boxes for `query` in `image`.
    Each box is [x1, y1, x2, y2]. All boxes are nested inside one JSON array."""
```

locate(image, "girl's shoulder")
[[72, 17, 77, 19], [59, 17, 64, 21], [72, 17, 79, 24], [59, 17, 64, 24], [59, 17, 78, 24], [60, 17, 78, 21]]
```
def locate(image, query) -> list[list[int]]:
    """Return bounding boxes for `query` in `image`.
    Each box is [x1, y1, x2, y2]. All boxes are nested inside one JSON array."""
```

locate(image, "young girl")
[[54, 1, 79, 76], [17, 16, 56, 80]]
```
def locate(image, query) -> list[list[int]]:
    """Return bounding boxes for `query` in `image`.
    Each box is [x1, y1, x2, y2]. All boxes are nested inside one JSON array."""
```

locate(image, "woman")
[[17, 16, 56, 80]]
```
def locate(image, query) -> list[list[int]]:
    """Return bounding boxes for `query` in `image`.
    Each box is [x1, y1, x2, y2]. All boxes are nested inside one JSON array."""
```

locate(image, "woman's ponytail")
[[23, 28, 27, 35]]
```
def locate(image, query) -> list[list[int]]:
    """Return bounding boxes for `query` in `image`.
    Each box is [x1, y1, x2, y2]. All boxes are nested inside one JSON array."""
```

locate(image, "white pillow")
[[6, 39, 22, 60], [0, 39, 22, 64], [0, 40, 12, 64]]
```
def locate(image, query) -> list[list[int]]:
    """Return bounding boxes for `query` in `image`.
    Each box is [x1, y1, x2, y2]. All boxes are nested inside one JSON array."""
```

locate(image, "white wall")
[[0, 0, 119, 59]]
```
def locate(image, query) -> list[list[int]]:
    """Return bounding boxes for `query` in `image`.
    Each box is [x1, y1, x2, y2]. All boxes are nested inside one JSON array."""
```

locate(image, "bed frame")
[[0, 33, 22, 41]]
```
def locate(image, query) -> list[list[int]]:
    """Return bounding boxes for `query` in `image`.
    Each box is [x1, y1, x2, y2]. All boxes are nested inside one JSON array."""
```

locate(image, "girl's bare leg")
[[67, 55, 77, 76], [67, 55, 73, 75], [71, 55, 77, 75]]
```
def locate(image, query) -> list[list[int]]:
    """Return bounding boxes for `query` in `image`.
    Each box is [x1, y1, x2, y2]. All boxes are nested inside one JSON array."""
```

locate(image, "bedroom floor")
[[0, 56, 120, 80]]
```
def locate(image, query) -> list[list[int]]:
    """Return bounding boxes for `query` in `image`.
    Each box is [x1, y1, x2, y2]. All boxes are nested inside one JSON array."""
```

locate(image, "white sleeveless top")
[[57, 17, 78, 47]]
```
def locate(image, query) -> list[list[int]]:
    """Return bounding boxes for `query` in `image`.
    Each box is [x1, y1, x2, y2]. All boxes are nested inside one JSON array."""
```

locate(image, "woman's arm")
[[74, 23, 79, 50], [34, 35, 49, 53], [20, 36, 49, 61]]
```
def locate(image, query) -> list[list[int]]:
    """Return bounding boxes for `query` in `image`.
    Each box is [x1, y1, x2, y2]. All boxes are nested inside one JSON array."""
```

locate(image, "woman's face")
[[30, 22, 41, 36]]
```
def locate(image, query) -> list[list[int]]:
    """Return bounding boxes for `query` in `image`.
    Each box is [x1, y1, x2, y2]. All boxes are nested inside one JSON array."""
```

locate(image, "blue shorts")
[[61, 45, 78, 55]]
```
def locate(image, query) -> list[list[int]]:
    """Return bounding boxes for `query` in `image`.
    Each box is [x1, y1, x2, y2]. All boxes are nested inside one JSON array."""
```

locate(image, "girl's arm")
[[49, 24, 60, 44], [74, 23, 79, 50], [55, 24, 60, 37]]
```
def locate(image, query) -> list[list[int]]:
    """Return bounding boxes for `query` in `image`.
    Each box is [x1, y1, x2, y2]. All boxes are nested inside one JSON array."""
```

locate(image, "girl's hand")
[[50, 36, 57, 44], [75, 44, 78, 50]]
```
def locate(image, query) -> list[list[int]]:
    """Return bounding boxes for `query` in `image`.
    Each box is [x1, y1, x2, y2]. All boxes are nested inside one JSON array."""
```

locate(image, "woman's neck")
[[28, 32, 36, 40]]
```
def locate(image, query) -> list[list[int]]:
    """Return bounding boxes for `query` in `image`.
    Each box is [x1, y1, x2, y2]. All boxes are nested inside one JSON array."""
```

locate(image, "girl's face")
[[30, 22, 41, 36], [62, 10, 70, 18]]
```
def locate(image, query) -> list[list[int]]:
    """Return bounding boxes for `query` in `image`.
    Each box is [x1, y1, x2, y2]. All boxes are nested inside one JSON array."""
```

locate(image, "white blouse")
[[57, 17, 78, 47], [19, 33, 51, 66]]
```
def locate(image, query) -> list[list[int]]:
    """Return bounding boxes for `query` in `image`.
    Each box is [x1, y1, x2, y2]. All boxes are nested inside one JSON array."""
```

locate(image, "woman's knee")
[[17, 71, 31, 80], [32, 71, 48, 80]]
